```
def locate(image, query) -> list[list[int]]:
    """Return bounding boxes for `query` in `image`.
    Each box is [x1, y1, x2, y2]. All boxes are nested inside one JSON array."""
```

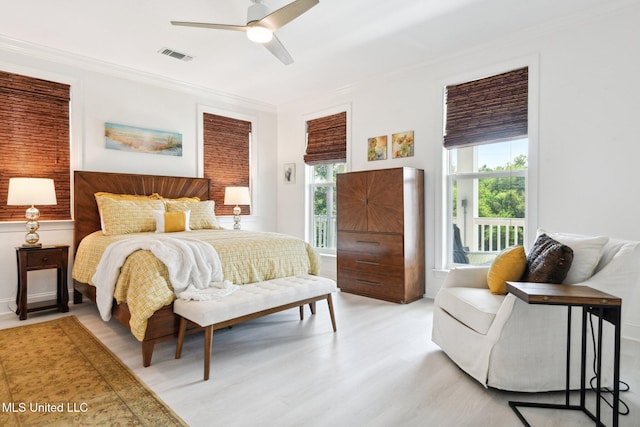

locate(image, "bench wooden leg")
[[204, 325, 213, 381], [327, 294, 337, 332], [309, 302, 316, 315], [299, 305, 304, 320], [175, 316, 187, 359]]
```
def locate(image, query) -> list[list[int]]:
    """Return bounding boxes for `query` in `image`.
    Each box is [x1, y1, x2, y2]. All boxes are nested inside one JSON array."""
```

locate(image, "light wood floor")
[[2, 292, 639, 426]]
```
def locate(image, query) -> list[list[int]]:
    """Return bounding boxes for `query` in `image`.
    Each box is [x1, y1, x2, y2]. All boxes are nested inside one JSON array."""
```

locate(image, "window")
[[444, 67, 529, 266], [309, 163, 346, 249], [448, 140, 528, 265], [202, 112, 252, 216], [304, 111, 347, 251], [0, 70, 71, 221]]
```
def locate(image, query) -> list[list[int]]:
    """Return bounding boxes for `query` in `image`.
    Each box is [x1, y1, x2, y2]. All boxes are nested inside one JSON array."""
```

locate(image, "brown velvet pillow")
[[521, 234, 574, 283]]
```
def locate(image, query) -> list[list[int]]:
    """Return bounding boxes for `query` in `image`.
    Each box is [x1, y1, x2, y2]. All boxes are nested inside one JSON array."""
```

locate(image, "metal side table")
[[506, 281, 621, 427]]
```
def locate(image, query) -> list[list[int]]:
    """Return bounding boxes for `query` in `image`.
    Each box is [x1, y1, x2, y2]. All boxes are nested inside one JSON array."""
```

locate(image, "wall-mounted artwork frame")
[[392, 130, 414, 158], [283, 163, 296, 184], [105, 122, 183, 156], [367, 136, 388, 161]]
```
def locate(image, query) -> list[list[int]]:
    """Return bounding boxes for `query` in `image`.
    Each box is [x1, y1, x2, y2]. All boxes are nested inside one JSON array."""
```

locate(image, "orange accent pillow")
[[154, 210, 190, 233]]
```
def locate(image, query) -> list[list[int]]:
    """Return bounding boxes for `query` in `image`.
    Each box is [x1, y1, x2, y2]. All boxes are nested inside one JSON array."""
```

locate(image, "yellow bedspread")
[[73, 229, 320, 340]]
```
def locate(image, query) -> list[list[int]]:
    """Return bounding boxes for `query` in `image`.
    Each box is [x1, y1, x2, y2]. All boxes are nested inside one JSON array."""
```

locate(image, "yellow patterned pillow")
[[97, 197, 165, 235], [153, 210, 190, 233], [487, 246, 527, 295], [95, 192, 164, 232], [165, 200, 221, 230]]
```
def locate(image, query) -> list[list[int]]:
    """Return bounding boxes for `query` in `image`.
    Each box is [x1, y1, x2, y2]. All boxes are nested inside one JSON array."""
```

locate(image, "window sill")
[[318, 252, 336, 258]]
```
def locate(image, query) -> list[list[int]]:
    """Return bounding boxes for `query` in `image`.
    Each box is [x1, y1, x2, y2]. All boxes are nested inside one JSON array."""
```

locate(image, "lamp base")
[[24, 206, 42, 247], [232, 205, 242, 230], [21, 242, 43, 248]]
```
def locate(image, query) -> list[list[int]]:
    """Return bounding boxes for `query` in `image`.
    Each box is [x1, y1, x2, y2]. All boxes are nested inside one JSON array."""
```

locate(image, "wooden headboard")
[[73, 171, 210, 253]]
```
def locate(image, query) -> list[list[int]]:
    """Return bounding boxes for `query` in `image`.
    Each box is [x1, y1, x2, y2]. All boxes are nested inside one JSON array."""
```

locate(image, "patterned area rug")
[[0, 316, 187, 426]]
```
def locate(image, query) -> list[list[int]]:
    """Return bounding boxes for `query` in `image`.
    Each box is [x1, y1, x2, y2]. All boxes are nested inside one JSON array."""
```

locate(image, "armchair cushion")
[[521, 233, 573, 283], [486, 246, 527, 295], [437, 287, 505, 334]]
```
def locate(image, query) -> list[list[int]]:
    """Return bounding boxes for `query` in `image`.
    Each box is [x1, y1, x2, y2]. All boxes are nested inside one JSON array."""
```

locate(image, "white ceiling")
[[0, 0, 622, 106]]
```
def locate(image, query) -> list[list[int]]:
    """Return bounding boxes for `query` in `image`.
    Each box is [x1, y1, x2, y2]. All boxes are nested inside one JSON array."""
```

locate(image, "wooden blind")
[[444, 67, 528, 149], [202, 113, 251, 216], [0, 70, 71, 221], [304, 111, 347, 165]]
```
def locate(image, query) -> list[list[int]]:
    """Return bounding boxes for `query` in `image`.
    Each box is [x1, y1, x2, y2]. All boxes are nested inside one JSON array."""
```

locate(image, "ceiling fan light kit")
[[171, 0, 319, 65], [246, 26, 273, 44]]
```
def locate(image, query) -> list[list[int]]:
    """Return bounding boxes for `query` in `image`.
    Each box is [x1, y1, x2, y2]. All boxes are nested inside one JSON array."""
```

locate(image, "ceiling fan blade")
[[171, 21, 248, 32], [258, 0, 319, 31], [264, 34, 294, 65]]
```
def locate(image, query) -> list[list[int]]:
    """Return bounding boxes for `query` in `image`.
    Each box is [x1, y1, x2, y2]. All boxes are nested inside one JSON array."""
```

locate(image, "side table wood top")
[[506, 281, 621, 306]]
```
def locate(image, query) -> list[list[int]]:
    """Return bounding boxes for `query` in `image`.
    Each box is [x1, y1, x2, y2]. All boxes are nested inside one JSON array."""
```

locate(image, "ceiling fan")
[[171, 0, 319, 65]]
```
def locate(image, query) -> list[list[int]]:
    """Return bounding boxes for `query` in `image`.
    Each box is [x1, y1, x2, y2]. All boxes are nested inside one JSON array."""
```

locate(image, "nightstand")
[[15, 245, 70, 320]]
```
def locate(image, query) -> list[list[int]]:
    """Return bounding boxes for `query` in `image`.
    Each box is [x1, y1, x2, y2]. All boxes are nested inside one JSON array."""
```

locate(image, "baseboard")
[[0, 290, 65, 316], [623, 321, 640, 342]]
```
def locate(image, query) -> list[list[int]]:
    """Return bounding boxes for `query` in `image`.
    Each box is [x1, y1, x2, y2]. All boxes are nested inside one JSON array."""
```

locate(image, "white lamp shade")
[[7, 178, 57, 206], [224, 186, 251, 205]]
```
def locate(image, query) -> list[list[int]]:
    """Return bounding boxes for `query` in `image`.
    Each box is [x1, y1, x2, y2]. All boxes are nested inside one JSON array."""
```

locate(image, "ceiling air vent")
[[158, 47, 194, 62]]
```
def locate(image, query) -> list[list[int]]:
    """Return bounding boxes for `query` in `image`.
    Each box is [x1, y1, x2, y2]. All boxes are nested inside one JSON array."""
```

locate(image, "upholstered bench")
[[174, 274, 337, 380]]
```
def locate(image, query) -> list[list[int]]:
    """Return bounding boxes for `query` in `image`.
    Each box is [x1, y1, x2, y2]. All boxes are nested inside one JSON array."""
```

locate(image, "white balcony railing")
[[473, 217, 525, 252], [313, 215, 337, 249], [455, 217, 525, 264]]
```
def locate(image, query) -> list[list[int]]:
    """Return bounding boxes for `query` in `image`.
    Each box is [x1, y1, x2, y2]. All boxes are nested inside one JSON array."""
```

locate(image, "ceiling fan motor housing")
[[247, 1, 270, 25]]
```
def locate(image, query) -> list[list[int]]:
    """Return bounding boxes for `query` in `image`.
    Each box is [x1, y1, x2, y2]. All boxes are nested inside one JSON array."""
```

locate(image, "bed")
[[72, 170, 319, 366]]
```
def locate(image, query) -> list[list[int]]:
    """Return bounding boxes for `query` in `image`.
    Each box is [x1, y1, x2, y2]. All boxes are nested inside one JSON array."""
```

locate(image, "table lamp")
[[224, 186, 250, 230], [7, 177, 57, 247]]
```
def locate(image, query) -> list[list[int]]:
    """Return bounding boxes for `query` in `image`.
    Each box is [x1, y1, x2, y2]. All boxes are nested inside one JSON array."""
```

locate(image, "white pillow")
[[537, 229, 609, 284]]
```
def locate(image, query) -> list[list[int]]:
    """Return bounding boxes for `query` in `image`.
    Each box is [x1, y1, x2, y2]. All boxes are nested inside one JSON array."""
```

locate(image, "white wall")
[[276, 3, 640, 340], [2, 3, 639, 340], [0, 39, 279, 315]]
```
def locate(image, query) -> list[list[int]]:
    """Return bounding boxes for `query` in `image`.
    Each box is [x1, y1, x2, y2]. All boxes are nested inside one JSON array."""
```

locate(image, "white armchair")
[[431, 234, 640, 392]]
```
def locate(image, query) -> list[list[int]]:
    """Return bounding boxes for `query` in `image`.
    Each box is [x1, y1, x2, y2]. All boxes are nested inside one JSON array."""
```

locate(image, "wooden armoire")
[[336, 167, 425, 303]]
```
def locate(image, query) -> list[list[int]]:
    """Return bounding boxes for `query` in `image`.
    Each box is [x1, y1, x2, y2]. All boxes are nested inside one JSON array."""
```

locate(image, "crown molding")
[[0, 34, 277, 113]]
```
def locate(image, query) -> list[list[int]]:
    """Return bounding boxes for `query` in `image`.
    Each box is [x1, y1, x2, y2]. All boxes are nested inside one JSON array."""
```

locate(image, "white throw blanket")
[[92, 235, 237, 321], [177, 282, 238, 301]]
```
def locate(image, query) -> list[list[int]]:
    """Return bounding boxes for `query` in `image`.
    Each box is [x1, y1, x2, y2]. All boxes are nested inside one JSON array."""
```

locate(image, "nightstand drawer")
[[26, 249, 63, 269], [338, 232, 403, 256]]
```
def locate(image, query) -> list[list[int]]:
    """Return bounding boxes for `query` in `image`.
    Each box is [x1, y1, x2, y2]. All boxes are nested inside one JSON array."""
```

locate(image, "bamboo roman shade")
[[304, 111, 347, 165], [0, 70, 71, 221], [444, 67, 528, 149], [202, 113, 251, 216]]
